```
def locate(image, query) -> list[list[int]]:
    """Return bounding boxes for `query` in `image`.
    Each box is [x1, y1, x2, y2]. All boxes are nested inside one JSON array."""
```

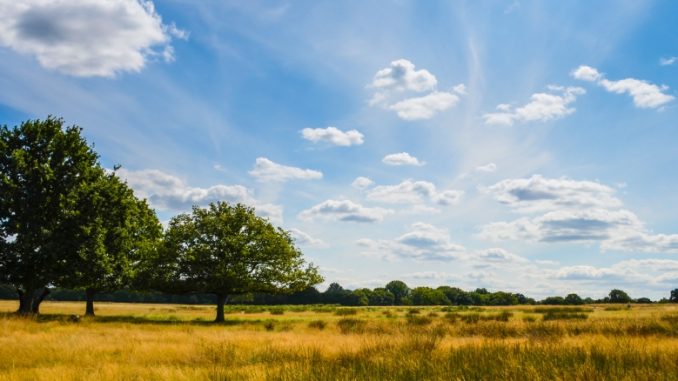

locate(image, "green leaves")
[[155, 202, 322, 298]]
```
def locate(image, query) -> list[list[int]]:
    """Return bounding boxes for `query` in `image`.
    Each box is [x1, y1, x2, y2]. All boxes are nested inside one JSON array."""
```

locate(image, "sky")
[[1, 0, 677, 299]]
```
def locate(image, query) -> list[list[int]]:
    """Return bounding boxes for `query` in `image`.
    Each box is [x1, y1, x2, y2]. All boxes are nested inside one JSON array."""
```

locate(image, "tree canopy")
[[0, 117, 102, 314], [57, 171, 162, 315], [149, 202, 323, 321]]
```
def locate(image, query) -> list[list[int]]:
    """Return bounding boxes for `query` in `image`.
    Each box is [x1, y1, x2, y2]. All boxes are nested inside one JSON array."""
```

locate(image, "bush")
[[337, 318, 367, 334], [407, 315, 433, 326], [269, 307, 285, 315], [335, 308, 358, 316], [308, 320, 327, 330]]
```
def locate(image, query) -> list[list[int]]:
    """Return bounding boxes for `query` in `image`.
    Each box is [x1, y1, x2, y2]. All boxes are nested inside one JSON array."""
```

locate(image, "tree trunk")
[[215, 294, 227, 323], [16, 289, 30, 315], [85, 289, 96, 316], [32, 288, 50, 314]]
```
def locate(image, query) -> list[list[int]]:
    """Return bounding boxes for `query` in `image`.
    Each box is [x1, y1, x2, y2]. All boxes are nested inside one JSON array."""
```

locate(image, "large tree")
[[57, 171, 162, 316], [150, 202, 323, 322], [0, 117, 102, 314]]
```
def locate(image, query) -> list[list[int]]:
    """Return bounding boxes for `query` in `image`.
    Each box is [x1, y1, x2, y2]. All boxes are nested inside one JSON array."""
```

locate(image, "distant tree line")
[[1, 282, 675, 306]]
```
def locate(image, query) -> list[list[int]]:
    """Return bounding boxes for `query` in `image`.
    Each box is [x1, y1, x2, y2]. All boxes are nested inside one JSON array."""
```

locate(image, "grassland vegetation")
[[1, 301, 677, 380]]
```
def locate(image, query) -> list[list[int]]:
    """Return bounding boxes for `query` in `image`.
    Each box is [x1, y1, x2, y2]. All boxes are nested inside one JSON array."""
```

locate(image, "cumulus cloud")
[[301, 127, 364, 146], [571, 65, 674, 109], [480, 175, 678, 254], [369, 59, 437, 94], [368, 58, 464, 120], [299, 199, 392, 223], [486, 175, 621, 213], [249, 157, 322, 182], [388, 91, 460, 120], [483, 86, 585, 126], [367, 179, 463, 206], [351, 176, 374, 189], [571, 65, 602, 82], [479, 208, 643, 243], [358, 222, 466, 261], [289, 228, 327, 248], [115, 168, 283, 224], [475, 163, 497, 173], [0, 0, 185, 77], [382, 152, 425, 166]]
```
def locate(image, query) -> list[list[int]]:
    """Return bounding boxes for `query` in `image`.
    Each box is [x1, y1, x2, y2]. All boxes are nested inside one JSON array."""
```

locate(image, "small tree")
[[608, 289, 632, 303], [385, 280, 410, 305], [151, 202, 322, 322], [670, 289, 678, 303], [564, 293, 584, 305]]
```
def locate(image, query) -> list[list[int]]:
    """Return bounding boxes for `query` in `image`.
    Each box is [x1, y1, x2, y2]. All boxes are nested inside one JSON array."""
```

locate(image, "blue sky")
[[1, 0, 677, 299]]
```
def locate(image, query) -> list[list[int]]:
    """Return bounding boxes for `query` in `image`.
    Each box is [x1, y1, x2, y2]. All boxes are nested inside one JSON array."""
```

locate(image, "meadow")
[[1, 301, 677, 380]]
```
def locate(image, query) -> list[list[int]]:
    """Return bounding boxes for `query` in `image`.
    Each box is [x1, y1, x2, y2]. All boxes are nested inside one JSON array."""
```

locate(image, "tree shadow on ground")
[[0, 312, 276, 327]]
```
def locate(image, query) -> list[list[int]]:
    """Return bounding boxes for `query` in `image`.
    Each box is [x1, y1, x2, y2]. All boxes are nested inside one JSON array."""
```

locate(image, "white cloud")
[[300, 126, 364, 146], [571, 65, 674, 109], [369, 59, 437, 93], [453, 83, 467, 95], [115, 168, 283, 224], [367, 179, 463, 206], [382, 152, 425, 166], [475, 163, 497, 173], [289, 228, 327, 248], [599, 78, 674, 109], [477, 248, 529, 263], [249, 157, 322, 182], [299, 199, 392, 223], [571, 65, 602, 82], [358, 222, 466, 261], [483, 86, 585, 126], [351, 176, 374, 189], [486, 175, 621, 213], [0, 0, 185, 77], [660, 57, 677, 66], [389, 91, 460, 120], [368, 59, 463, 120], [480, 175, 678, 254]]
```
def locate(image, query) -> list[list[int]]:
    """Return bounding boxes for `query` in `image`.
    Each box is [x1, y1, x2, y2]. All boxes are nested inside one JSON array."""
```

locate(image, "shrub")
[[337, 318, 367, 334], [269, 307, 285, 315], [335, 308, 358, 316], [308, 320, 327, 330], [407, 315, 433, 326]]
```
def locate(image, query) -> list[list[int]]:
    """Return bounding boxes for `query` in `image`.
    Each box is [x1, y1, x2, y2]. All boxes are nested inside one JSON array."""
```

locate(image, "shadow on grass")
[[0, 312, 274, 327]]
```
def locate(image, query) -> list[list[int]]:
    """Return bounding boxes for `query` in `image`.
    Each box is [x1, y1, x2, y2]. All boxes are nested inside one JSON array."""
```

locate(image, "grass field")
[[1, 301, 677, 380]]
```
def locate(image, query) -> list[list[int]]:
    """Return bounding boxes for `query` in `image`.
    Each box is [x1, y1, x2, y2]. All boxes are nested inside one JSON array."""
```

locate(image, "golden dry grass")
[[1, 301, 677, 380]]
